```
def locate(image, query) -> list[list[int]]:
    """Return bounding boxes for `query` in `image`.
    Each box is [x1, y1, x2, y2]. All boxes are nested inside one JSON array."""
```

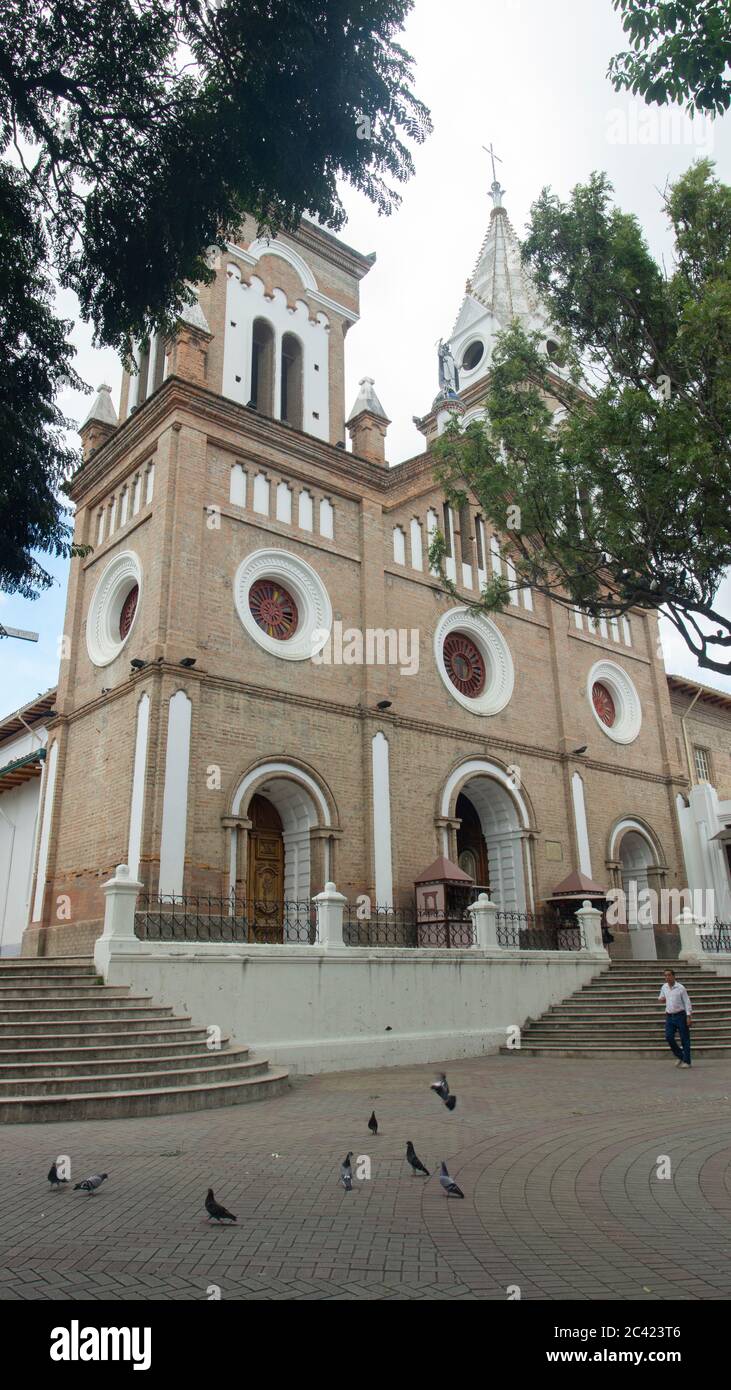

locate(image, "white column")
[[371, 732, 394, 906], [158, 691, 192, 897], [127, 694, 150, 879], [677, 907, 705, 962], [147, 333, 159, 393]]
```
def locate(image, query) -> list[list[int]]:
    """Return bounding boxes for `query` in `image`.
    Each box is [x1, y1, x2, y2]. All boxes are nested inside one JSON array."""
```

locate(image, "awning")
[[0, 747, 46, 793], [550, 869, 608, 900]]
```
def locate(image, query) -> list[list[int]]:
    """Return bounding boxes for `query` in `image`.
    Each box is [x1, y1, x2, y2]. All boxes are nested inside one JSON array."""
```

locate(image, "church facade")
[[22, 187, 697, 960]]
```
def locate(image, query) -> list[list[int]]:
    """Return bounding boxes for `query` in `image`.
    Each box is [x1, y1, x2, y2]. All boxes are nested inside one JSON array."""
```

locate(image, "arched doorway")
[[246, 794, 284, 937], [618, 828, 658, 960], [442, 760, 532, 911]]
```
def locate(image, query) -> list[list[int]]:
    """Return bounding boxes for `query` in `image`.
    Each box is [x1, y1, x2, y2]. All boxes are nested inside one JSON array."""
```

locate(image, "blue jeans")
[[665, 1010, 691, 1064]]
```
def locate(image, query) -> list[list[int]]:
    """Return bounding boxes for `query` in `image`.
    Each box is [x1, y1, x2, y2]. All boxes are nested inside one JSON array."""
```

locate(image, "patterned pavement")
[[0, 1054, 730, 1301]]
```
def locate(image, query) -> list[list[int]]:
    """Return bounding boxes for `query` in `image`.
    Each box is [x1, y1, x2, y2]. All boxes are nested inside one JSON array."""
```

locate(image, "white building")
[[0, 690, 56, 955]]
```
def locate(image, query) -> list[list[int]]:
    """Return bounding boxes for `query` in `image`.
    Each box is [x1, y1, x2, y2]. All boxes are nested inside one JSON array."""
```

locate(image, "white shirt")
[[659, 981, 692, 1016]]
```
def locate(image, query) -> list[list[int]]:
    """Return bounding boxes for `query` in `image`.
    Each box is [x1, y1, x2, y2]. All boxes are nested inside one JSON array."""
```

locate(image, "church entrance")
[[246, 794, 284, 940], [456, 792, 490, 891]]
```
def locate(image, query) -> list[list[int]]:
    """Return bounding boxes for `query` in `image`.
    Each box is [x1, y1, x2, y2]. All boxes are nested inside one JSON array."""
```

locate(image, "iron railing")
[[343, 903, 475, 948], [699, 920, 731, 954], [496, 910, 585, 952], [135, 893, 317, 944]]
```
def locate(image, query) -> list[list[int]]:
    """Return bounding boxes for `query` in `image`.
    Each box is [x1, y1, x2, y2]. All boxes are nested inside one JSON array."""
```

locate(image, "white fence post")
[[314, 881, 346, 948], [94, 863, 143, 978], [677, 906, 706, 962], [575, 899, 609, 958], [467, 892, 500, 949]]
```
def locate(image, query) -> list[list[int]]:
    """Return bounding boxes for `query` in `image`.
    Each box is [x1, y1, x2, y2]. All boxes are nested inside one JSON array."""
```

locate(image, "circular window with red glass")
[[592, 680, 616, 728], [248, 578, 299, 640], [119, 584, 139, 640], [443, 632, 486, 698]]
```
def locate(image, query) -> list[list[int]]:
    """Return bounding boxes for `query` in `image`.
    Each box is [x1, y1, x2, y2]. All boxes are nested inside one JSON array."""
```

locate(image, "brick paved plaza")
[[1, 1054, 730, 1302]]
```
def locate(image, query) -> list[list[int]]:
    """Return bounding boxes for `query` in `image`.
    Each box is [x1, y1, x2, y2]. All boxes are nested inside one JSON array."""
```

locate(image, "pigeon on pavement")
[[340, 1152, 354, 1191], [74, 1173, 108, 1193], [205, 1189, 237, 1223], [48, 1162, 67, 1188], [406, 1141, 430, 1176], [431, 1072, 457, 1111], [368, 1111, 378, 1136], [439, 1161, 464, 1198]]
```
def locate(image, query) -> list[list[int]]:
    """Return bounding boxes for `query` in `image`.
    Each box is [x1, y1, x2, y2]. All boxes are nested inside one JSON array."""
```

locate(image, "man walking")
[[658, 969, 693, 1067]]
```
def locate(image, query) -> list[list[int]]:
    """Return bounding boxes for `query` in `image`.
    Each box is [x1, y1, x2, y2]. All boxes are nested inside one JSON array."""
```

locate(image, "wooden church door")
[[247, 794, 284, 939], [456, 792, 490, 891]]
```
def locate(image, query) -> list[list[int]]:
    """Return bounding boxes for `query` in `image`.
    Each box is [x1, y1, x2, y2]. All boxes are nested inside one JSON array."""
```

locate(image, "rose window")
[[248, 579, 299, 640], [592, 680, 616, 727], [119, 584, 139, 640], [443, 632, 486, 697]]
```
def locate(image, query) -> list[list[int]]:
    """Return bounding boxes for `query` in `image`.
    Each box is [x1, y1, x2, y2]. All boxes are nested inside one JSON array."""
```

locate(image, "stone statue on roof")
[[437, 339, 460, 393]]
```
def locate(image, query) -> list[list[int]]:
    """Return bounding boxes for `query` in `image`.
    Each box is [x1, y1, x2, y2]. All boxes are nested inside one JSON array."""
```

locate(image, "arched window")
[[251, 319, 275, 415], [281, 333, 303, 428]]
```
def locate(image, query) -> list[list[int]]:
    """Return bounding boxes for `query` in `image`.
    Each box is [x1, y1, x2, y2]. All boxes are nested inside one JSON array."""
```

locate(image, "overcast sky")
[[2, 0, 730, 709]]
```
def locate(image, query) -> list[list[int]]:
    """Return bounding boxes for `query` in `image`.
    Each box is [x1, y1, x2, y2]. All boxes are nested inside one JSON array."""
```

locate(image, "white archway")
[[440, 759, 532, 911], [611, 819, 661, 960], [230, 761, 332, 901]]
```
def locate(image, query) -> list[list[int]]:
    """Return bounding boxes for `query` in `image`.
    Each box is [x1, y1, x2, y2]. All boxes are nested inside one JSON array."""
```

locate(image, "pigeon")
[[406, 1141, 430, 1176], [74, 1173, 108, 1193], [439, 1161, 464, 1198], [48, 1162, 67, 1189], [205, 1188, 237, 1223], [340, 1152, 353, 1191], [368, 1111, 378, 1137], [431, 1072, 457, 1111]]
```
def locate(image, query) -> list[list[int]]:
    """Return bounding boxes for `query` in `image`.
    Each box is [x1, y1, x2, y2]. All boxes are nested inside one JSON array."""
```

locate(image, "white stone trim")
[[440, 758, 530, 828], [127, 694, 150, 879], [31, 740, 58, 922], [434, 607, 514, 716], [371, 732, 394, 906], [608, 817, 659, 864], [571, 771, 592, 878], [158, 691, 192, 897], [231, 762, 331, 824], [85, 550, 142, 667], [234, 547, 332, 662], [587, 659, 642, 744]]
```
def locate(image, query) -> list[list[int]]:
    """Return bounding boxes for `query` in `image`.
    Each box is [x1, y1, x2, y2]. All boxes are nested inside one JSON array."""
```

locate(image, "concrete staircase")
[[0, 958, 288, 1122], [506, 961, 731, 1058]]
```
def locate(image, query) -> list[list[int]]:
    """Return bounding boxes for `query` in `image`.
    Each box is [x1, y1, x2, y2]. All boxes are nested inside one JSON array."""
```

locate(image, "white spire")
[[347, 376, 389, 422], [81, 383, 118, 430]]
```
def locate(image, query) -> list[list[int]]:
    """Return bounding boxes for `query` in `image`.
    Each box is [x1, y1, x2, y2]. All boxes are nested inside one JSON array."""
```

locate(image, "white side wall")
[[105, 944, 606, 1074]]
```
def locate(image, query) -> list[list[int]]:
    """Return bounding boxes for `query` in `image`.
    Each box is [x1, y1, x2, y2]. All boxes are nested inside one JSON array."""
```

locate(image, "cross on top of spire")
[[482, 141, 506, 210]]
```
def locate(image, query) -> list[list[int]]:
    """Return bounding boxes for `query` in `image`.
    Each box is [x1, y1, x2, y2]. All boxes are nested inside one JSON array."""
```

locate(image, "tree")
[[609, 0, 731, 114], [0, 0, 430, 597], [431, 162, 731, 677]]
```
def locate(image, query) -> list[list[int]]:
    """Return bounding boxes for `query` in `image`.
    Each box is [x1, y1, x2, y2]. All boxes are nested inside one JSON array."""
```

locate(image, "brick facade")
[[23, 219, 694, 957]]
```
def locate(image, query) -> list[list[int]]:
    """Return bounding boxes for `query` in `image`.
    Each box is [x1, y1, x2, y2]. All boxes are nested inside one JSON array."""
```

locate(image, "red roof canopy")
[[551, 870, 607, 899], [415, 855, 474, 885]]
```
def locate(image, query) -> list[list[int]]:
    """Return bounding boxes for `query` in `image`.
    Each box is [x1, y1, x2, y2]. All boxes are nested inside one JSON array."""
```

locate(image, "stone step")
[[0, 1032, 218, 1064], [0, 1054, 270, 1097], [0, 960, 96, 974], [543, 1007, 731, 1020], [0, 1044, 243, 1079], [0, 1068, 290, 1123], [0, 1002, 162, 1023], [0, 982, 129, 998], [0, 1019, 197, 1043], [504, 1045, 731, 1058]]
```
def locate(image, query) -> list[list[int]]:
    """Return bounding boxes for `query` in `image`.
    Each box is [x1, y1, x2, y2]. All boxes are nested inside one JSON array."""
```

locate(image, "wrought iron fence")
[[496, 910, 585, 952], [699, 920, 731, 954], [343, 903, 475, 948], [135, 893, 317, 944]]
